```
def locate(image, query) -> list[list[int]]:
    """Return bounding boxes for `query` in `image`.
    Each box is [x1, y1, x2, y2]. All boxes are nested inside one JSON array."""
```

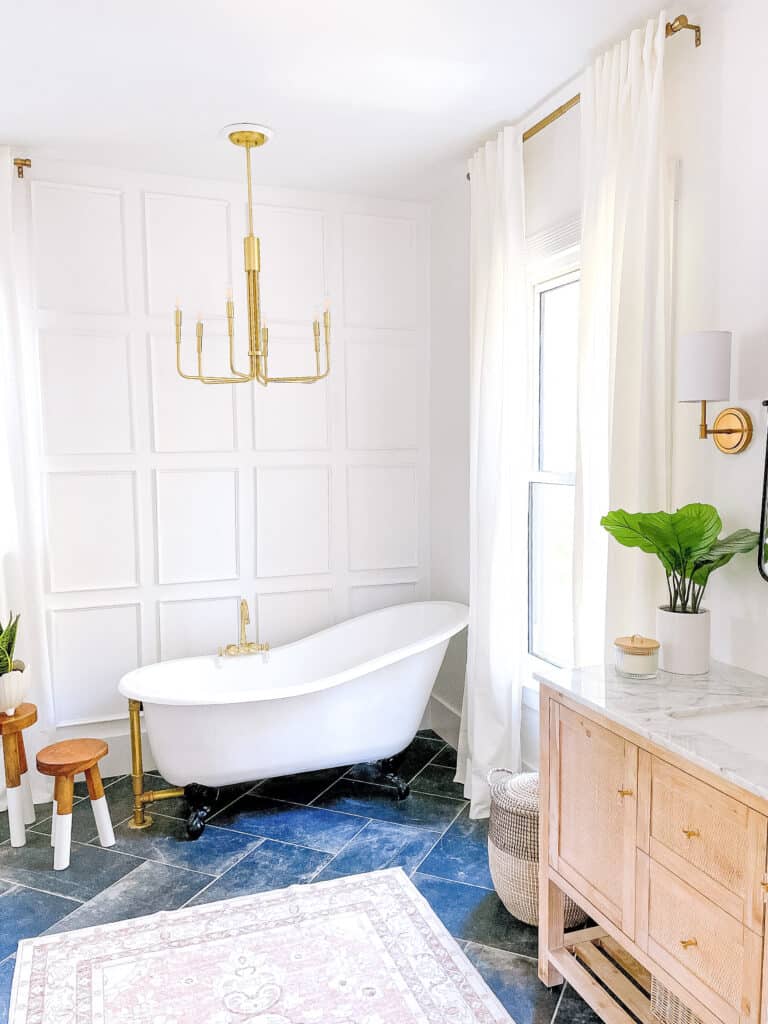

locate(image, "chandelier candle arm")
[[174, 124, 331, 387]]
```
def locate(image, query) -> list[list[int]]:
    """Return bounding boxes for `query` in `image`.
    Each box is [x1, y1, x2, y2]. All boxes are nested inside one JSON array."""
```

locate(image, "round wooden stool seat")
[[36, 737, 115, 870], [0, 703, 38, 736], [0, 702, 37, 849], [36, 738, 108, 778]]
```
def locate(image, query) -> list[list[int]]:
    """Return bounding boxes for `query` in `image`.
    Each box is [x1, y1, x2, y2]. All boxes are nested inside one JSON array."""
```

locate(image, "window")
[[528, 270, 579, 669]]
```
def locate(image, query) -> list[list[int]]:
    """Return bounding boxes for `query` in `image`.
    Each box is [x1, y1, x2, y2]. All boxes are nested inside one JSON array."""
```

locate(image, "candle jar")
[[613, 634, 660, 679]]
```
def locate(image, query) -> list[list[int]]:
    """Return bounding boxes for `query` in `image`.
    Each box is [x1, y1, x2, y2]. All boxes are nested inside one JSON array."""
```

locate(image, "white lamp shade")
[[676, 331, 732, 402]]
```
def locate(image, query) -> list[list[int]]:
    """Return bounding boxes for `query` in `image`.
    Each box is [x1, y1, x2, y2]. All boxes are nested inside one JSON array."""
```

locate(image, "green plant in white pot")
[[601, 504, 758, 675], [0, 612, 27, 715]]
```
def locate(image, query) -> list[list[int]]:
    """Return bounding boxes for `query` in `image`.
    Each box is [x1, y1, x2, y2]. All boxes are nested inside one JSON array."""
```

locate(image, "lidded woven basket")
[[487, 769, 587, 928]]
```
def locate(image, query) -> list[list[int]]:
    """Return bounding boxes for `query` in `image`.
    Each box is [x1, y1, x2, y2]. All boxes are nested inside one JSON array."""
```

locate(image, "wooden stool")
[[0, 703, 38, 847], [36, 739, 115, 871]]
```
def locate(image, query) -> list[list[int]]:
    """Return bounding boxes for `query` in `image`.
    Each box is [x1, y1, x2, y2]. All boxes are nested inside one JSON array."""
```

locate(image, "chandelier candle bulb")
[[613, 634, 660, 679]]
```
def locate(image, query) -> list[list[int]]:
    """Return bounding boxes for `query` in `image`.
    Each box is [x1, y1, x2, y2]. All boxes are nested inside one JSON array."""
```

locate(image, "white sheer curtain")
[[573, 13, 673, 665], [0, 148, 55, 804], [456, 128, 528, 818]]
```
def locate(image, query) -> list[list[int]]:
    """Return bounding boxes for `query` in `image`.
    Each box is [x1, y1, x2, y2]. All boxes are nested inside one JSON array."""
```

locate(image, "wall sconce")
[[677, 331, 753, 454]]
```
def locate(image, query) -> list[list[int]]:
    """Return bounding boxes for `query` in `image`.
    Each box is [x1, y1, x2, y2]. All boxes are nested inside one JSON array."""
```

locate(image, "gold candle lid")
[[614, 634, 660, 655]]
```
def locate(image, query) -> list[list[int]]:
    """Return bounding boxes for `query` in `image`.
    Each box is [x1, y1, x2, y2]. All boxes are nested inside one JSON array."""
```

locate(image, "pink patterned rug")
[[10, 868, 513, 1023]]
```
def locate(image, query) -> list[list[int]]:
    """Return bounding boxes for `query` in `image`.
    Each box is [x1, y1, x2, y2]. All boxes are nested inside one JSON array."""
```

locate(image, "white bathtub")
[[118, 601, 468, 789]]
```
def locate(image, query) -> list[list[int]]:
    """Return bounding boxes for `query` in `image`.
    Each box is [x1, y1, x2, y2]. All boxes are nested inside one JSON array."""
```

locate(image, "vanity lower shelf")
[[539, 684, 768, 1024]]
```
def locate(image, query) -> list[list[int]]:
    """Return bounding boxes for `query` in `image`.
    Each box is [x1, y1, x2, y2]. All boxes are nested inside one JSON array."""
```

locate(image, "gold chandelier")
[[175, 124, 331, 386]]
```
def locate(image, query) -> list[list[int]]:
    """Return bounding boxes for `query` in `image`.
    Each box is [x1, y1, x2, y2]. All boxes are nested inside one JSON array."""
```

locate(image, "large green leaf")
[[697, 528, 759, 563], [600, 510, 663, 553], [602, 507, 679, 573], [690, 529, 759, 586], [0, 648, 10, 676], [640, 504, 721, 568]]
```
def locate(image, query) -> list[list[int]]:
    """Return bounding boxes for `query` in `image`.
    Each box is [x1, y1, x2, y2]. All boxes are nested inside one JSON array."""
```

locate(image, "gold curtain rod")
[[467, 13, 701, 178]]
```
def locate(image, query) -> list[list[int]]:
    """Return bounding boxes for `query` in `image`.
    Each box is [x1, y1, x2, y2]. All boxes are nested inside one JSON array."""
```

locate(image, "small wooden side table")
[[0, 702, 37, 847]]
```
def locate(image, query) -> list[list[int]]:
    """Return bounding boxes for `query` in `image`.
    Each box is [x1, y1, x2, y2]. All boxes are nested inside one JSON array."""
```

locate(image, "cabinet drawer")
[[650, 757, 767, 930], [646, 858, 762, 1024]]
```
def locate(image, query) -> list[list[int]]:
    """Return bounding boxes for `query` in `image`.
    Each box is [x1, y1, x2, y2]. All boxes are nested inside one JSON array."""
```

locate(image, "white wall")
[[428, 171, 470, 744], [27, 157, 431, 768], [669, 0, 768, 674]]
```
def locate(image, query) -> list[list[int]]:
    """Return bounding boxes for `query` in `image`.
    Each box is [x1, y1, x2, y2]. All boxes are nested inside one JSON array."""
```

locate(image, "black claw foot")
[[378, 756, 411, 801], [184, 783, 219, 840]]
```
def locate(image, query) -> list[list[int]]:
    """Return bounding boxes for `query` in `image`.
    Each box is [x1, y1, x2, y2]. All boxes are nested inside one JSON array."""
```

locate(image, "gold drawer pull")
[[680, 938, 698, 950], [682, 828, 700, 839], [617, 788, 634, 798]]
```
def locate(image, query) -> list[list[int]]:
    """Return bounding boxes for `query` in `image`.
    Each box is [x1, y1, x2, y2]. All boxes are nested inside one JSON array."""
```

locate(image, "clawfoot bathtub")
[[119, 601, 468, 837]]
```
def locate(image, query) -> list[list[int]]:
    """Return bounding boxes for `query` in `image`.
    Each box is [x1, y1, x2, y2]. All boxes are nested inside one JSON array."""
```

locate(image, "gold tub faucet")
[[218, 599, 270, 657]]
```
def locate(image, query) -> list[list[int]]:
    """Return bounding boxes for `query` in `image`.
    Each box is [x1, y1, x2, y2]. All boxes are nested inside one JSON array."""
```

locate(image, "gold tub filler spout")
[[128, 598, 269, 833], [219, 599, 270, 657]]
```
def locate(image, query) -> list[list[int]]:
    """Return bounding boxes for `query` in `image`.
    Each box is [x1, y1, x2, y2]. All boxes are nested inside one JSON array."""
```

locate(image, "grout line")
[[177, 837, 270, 908], [0, 877, 84, 906], [310, 773, 467, 806], [463, 939, 539, 966], [550, 983, 567, 1023], [413, 869, 494, 893], [161, 814, 368, 858], [312, 817, 375, 876], [305, 771, 353, 806]]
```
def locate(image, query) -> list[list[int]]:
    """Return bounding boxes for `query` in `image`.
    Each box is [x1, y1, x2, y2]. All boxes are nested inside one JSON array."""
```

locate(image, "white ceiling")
[[3, 0, 666, 200]]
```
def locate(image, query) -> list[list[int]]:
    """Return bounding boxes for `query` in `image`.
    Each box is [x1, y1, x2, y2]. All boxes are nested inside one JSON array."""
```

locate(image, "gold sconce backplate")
[[712, 407, 753, 454]]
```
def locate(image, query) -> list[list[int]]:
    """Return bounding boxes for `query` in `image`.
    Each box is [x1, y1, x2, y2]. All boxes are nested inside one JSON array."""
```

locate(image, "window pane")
[[529, 482, 574, 667], [539, 279, 579, 474]]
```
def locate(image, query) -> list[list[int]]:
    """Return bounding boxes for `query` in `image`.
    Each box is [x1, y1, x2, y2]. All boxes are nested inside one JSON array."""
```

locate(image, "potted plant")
[[0, 612, 26, 716], [601, 503, 758, 675]]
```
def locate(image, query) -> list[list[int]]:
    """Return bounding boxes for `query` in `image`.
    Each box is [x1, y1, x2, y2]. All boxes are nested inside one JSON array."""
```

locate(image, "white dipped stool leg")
[[7, 786, 26, 848], [17, 736, 35, 826], [50, 799, 58, 847], [53, 813, 72, 871], [3, 734, 26, 847], [52, 776, 74, 871], [90, 796, 115, 848], [86, 767, 115, 848]]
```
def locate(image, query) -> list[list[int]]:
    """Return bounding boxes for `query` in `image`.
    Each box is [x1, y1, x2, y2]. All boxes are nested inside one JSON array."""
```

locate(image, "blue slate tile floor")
[[0, 732, 596, 1023]]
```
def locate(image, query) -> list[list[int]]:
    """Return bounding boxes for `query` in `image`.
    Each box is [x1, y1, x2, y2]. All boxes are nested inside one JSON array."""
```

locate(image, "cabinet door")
[[549, 702, 638, 937]]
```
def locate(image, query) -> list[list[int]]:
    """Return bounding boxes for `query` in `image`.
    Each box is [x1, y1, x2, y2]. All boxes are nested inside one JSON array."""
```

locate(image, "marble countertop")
[[540, 662, 768, 803]]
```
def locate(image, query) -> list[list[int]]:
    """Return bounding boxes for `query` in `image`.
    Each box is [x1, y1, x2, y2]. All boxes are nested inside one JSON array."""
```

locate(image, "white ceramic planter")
[[656, 607, 710, 675], [0, 669, 27, 716]]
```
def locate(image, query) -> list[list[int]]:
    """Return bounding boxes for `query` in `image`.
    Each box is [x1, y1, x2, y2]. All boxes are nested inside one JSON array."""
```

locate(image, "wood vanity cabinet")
[[539, 685, 768, 1024]]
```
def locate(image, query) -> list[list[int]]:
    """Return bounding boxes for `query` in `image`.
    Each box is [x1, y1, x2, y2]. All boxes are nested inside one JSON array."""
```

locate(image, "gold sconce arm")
[[697, 400, 753, 454]]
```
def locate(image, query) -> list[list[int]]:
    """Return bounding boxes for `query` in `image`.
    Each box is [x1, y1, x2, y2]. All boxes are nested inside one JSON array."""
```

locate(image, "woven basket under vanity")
[[487, 769, 587, 928], [650, 978, 704, 1024]]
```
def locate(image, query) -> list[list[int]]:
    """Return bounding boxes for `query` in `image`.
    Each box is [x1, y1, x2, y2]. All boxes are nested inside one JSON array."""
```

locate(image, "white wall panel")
[[256, 467, 330, 577], [158, 596, 239, 660], [346, 343, 419, 450], [350, 582, 417, 616], [50, 605, 140, 724], [39, 331, 133, 454], [342, 213, 421, 329], [144, 192, 231, 317], [253, 339, 329, 450], [253, 206, 326, 322], [257, 589, 333, 646], [347, 465, 418, 570], [47, 472, 138, 592], [31, 159, 430, 744], [155, 469, 239, 584], [149, 334, 237, 452], [32, 182, 126, 314]]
